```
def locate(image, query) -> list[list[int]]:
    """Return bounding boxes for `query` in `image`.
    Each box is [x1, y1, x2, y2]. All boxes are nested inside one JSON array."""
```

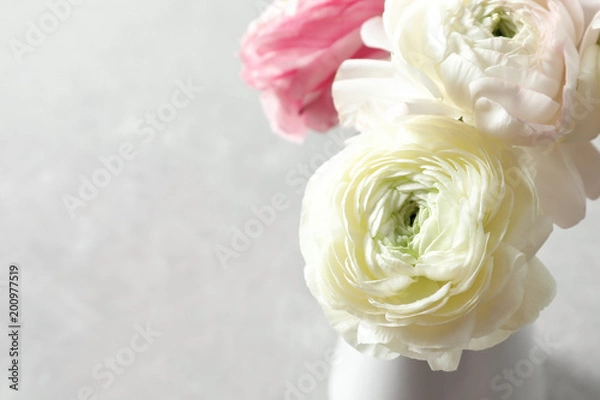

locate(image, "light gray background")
[[0, 1, 598, 399]]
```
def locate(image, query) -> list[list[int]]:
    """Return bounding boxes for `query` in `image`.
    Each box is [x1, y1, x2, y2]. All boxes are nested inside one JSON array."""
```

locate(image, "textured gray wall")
[[0, 1, 598, 399]]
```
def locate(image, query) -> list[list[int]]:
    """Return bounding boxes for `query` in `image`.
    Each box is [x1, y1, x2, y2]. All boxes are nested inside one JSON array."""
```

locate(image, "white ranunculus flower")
[[332, 0, 600, 228], [300, 116, 555, 371], [336, 0, 586, 144]]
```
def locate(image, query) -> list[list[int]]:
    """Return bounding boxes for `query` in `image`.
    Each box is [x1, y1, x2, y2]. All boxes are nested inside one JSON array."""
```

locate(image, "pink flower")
[[240, 0, 385, 142]]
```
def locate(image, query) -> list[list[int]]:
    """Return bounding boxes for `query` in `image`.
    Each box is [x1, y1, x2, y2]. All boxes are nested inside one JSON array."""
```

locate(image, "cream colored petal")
[[473, 97, 550, 146], [438, 53, 484, 110], [502, 257, 556, 330], [360, 16, 391, 52], [570, 32, 600, 142], [471, 77, 561, 126], [472, 246, 528, 337], [579, 0, 600, 27], [468, 329, 512, 351], [562, 141, 600, 199], [427, 350, 463, 372], [527, 145, 587, 228], [579, 9, 600, 51], [333, 59, 427, 127]]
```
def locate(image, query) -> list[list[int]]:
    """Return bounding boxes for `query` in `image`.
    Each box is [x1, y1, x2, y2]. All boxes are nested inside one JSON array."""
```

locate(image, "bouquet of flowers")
[[240, 0, 600, 372]]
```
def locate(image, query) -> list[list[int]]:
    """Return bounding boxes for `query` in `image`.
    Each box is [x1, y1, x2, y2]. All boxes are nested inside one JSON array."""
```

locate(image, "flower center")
[[480, 8, 519, 38], [369, 180, 432, 264], [408, 208, 418, 227], [490, 12, 517, 38], [392, 199, 421, 238]]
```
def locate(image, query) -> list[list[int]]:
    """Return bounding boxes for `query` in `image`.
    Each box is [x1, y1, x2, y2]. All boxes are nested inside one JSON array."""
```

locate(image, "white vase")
[[329, 326, 548, 400]]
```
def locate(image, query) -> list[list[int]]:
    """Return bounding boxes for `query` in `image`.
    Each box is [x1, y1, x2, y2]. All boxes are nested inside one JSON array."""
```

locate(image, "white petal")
[[438, 53, 483, 109], [499, 169, 553, 258], [473, 97, 547, 145], [472, 246, 528, 337], [328, 309, 402, 360], [562, 141, 600, 199], [390, 312, 477, 350], [470, 77, 560, 125], [527, 145, 587, 228], [570, 36, 600, 141], [389, 99, 461, 121], [333, 59, 430, 128], [579, 1, 600, 30], [484, 66, 561, 100], [468, 329, 512, 351], [360, 16, 391, 52], [357, 321, 394, 345], [426, 350, 463, 372], [383, 0, 423, 43], [502, 257, 556, 330], [335, 59, 396, 81], [359, 275, 414, 295], [579, 10, 600, 51], [551, 0, 584, 43]]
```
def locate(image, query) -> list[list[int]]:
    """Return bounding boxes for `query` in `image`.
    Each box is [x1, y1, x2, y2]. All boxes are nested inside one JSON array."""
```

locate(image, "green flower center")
[[393, 200, 420, 234], [491, 13, 517, 38], [382, 197, 427, 260], [468, 3, 521, 39], [482, 9, 518, 38], [367, 174, 435, 266]]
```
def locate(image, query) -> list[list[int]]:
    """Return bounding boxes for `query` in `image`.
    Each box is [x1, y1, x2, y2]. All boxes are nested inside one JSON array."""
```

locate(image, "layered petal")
[[240, 0, 386, 140], [563, 140, 600, 198], [570, 10, 600, 142], [301, 116, 554, 371], [332, 0, 600, 228], [526, 144, 587, 228]]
